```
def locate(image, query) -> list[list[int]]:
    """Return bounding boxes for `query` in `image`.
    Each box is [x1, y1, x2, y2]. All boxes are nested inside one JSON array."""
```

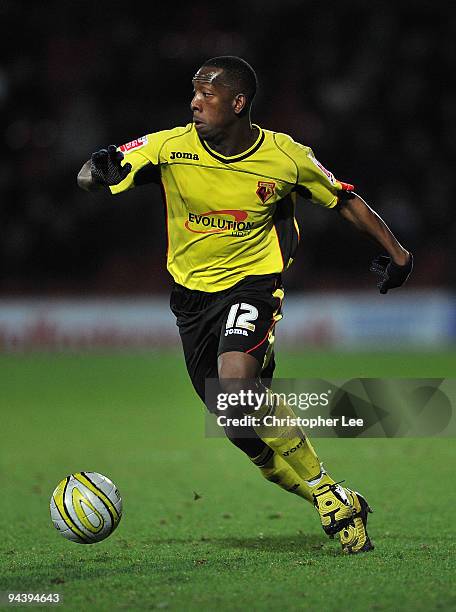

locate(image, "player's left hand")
[[370, 253, 413, 294]]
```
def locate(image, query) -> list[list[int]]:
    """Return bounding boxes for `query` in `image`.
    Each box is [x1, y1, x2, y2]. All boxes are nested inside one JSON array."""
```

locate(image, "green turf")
[[1, 350, 455, 611]]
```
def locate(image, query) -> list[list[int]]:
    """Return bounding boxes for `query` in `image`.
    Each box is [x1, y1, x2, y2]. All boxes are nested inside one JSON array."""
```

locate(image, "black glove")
[[90, 144, 132, 186], [370, 253, 413, 294]]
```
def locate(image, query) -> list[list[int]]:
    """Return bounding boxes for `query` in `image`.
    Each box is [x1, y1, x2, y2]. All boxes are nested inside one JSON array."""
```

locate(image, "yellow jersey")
[[110, 124, 353, 292]]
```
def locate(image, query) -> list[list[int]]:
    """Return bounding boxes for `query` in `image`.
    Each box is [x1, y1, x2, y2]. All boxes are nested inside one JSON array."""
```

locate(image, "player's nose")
[[190, 94, 202, 113]]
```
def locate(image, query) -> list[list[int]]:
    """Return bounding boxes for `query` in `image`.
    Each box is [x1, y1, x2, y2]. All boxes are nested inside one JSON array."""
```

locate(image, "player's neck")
[[205, 120, 259, 157]]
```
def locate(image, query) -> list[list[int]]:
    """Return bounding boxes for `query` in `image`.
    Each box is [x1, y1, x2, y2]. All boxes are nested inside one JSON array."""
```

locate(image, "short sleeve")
[[300, 148, 354, 208], [109, 126, 193, 194], [274, 133, 354, 208], [110, 135, 154, 195]]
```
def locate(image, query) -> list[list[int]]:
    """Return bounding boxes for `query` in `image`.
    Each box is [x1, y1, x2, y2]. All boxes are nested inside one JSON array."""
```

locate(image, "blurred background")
[[1, 0, 455, 350]]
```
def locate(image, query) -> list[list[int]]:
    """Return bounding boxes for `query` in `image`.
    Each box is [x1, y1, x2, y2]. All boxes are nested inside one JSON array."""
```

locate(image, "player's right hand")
[[90, 145, 132, 186]]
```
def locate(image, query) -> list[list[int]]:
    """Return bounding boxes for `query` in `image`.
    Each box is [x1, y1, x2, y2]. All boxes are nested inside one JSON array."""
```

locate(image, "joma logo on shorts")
[[224, 328, 248, 337], [282, 438, 305, 456], [170, 151, 199, 160]]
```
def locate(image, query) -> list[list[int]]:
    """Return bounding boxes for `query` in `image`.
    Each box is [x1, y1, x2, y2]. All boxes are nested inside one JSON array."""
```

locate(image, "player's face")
[[191, 67, 236, 139]]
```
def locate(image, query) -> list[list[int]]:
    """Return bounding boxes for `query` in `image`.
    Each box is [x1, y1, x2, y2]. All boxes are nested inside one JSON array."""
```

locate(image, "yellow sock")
[[254, 391, 334, 484], [250, 445, 313, 503]]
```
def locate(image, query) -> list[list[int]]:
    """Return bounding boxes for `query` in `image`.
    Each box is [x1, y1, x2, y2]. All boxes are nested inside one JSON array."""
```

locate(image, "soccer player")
[[78, 56, 413, 554]]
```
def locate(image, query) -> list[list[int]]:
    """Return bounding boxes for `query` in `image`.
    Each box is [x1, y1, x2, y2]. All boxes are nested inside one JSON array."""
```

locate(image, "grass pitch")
[[1, 350, 455, 611]]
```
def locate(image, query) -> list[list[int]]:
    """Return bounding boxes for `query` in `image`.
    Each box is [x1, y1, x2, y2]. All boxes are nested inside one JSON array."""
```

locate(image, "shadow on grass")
[[2, 533, 338, 588], [148, 533, 326, 553]]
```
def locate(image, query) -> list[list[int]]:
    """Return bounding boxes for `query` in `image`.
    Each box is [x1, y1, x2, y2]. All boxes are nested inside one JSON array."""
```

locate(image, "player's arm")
[[280, 137, 413, 294], [337, 192, 413, 293], [78, 129, 191, 194], [337, 192, 409, 264]]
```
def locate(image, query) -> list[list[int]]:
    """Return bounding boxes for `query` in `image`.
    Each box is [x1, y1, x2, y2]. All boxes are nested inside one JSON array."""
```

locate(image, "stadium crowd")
[[1, 1, 453, 294]]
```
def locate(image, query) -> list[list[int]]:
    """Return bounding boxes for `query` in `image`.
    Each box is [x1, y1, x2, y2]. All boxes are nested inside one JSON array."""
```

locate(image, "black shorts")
[[170, 274, 283, 412]]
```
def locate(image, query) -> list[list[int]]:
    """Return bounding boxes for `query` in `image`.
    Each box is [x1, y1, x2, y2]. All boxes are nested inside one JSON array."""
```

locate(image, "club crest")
[[256, 181, 276, 203]]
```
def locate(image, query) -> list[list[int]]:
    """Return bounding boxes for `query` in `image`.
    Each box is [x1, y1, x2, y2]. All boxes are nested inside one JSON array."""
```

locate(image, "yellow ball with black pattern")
[[50, 472, 122, 544]]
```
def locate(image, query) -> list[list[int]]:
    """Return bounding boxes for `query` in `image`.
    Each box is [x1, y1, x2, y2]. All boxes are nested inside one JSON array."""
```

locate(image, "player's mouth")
[[193, 118, 205, 130]]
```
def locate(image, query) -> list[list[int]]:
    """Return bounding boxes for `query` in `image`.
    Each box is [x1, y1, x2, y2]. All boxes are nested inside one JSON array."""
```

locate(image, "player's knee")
[[218, 376, 258, 417], [218, 376, 246, 395], [218, 378, 248, 419]]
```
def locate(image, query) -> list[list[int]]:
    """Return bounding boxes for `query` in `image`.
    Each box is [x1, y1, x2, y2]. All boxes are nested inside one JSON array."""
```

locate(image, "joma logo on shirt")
[[170, 151, 199, 160]]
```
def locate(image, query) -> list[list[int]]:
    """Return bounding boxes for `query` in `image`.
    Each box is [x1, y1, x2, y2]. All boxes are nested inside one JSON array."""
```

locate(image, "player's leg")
[[215, 278, 317, 504], [218, 351, 373, 550], [170, 280, 271, 460], [218, 349, 313, 502], [217, 278, 324, 503], [250, 352, 313, 502], [218, 350, 319, 499], [172, 278, 372, 552], [261, 351, 373, 551], [170, 280, 311, 501], [216, 279, 373, 551], [216, 350, 309, 497], [252, 387, 373, 543]]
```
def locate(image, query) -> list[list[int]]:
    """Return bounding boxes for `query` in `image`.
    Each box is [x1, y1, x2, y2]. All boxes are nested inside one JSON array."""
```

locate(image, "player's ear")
[[233, 93, 247, 115]]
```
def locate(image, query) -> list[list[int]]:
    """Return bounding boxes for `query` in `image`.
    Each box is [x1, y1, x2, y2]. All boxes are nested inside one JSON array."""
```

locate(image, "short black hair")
[[201, 55, 258, 108]]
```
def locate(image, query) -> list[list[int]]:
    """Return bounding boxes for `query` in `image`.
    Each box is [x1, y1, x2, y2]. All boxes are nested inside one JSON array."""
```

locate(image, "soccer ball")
[[50, 472, 122, 544]]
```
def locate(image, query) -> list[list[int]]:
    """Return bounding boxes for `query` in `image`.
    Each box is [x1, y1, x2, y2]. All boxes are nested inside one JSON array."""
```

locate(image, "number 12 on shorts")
[[226, 303, 258, 333]]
